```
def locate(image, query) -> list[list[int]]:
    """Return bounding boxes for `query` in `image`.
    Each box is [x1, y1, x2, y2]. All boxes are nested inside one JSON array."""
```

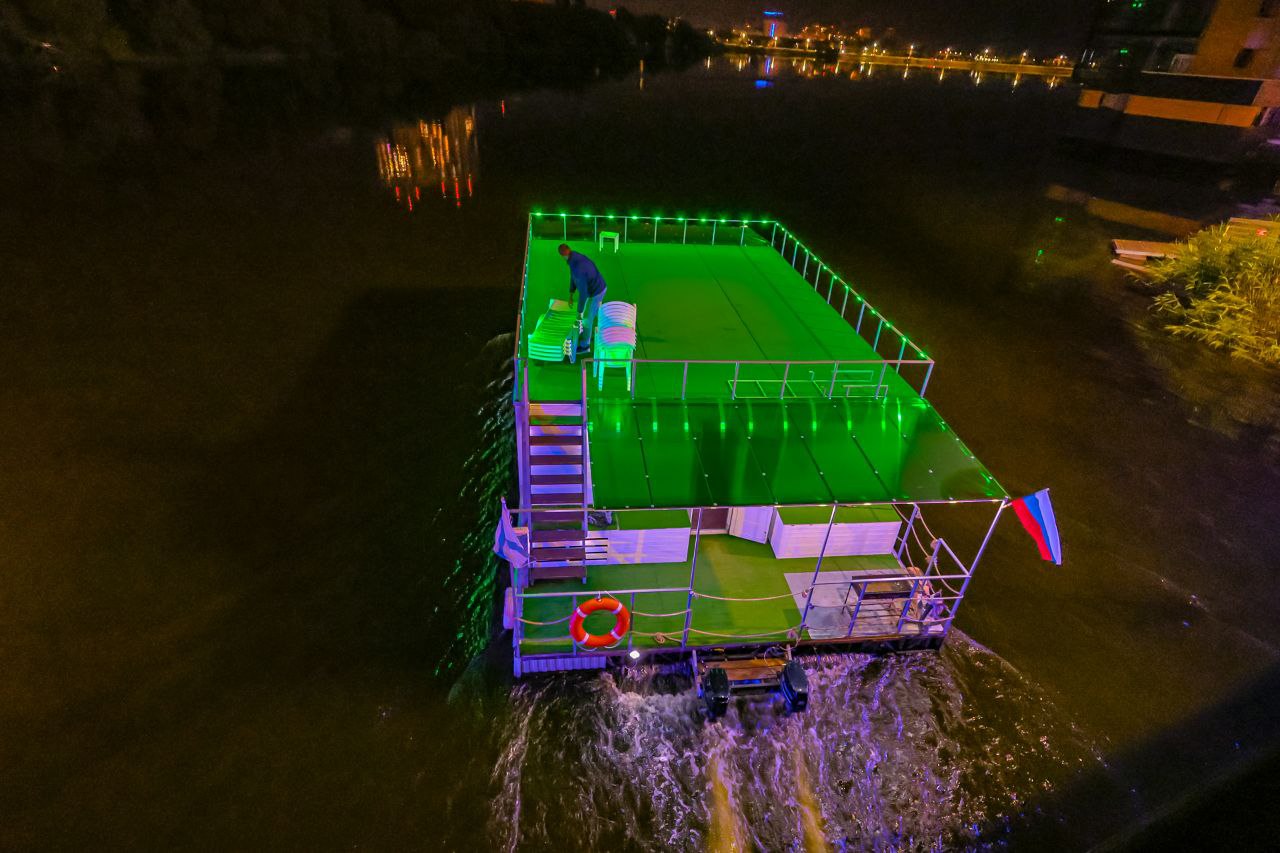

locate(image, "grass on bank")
[[1141, 220, 1280, 366]]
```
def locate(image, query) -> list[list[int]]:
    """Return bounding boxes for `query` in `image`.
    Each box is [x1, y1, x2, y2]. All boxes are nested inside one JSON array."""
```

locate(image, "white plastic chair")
[[594, 325, 636, 390], [599, 301, 637, 330]]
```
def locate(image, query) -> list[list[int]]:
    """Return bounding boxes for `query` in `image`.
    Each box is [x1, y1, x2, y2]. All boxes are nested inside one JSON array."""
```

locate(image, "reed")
[[1141, 220, 1280, 366]]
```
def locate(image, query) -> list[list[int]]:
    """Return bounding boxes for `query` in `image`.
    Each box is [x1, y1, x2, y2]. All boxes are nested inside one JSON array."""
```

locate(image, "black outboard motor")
[[704, 667, 730, 719], [780, 660, 809, 712]]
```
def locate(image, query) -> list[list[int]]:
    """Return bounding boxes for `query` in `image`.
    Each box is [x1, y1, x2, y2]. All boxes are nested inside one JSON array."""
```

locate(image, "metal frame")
[[507, 212, 1010, 676], [570, 356, 934, 401], [505, 497, 1007, 671], [524, 213, 936, 398]]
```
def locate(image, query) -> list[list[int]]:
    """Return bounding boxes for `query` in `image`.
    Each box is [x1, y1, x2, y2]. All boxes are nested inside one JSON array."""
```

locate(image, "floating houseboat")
[[498, 212, 1014, 710]]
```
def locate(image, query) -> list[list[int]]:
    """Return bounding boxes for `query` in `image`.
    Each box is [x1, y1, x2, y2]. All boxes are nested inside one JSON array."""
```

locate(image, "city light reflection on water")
[[376, 104, 481, 210]]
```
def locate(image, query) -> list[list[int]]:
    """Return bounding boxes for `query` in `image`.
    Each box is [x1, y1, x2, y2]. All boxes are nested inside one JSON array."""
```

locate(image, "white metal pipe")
[[682, 507, 704, 648], [798, 503, 840, 635]]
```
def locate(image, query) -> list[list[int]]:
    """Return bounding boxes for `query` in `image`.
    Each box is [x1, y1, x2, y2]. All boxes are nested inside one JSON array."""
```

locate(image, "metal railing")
[[501, 500, 985, 657], [577, 356, 933, 401], [517, 212, 937, 402]]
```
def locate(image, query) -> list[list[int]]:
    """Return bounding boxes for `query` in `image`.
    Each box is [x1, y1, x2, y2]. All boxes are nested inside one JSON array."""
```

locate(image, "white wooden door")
[[727, 506, 774, 543]]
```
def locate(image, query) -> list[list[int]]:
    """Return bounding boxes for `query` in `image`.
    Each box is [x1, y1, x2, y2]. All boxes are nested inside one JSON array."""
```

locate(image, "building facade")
[[1075, 0, 1280, 162]]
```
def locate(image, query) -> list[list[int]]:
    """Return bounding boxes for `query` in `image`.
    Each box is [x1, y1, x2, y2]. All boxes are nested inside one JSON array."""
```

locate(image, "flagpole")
[[959, 500, 1007, 600]]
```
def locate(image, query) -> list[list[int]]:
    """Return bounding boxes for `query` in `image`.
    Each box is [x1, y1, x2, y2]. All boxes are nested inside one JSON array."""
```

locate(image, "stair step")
[[531, 474, 584, 485], [531, 509, 586, 522], [530, 455, 582, 466], [531, 483, 584, 495], [530, 558, 608, 570], [530, 434, 583, 447], [532, 528, 587, 543], [532, 545, 586, 560], [530, 402, 583, 417], [531, 493, 584, 506], [529, 424, 583, 436], [527, 463, 582, 476], [529, 414, 583, 426], [529, 564, 588, 582]]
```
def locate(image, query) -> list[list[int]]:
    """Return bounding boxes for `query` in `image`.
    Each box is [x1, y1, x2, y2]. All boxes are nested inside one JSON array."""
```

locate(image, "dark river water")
[[4, 56, 1280, 850]]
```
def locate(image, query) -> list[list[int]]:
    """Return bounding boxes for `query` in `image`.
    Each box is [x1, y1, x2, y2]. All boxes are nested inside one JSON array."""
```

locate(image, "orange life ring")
[[569, 596, 631, 649]]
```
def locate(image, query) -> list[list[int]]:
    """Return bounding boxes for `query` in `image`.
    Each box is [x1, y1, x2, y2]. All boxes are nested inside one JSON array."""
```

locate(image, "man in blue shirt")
[[559, 243, 608, 354]]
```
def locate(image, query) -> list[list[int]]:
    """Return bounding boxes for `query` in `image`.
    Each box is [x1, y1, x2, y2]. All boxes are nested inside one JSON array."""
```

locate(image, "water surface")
[[3, 56, 1279, 850]]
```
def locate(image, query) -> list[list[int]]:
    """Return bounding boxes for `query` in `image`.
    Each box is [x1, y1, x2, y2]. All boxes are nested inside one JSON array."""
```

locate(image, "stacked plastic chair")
[[594, 301, 638, 390], [527, 298, 581, 362]]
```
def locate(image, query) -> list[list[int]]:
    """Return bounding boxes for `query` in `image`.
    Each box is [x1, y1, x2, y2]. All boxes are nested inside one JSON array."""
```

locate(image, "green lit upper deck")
[[513, 213, 1005, 508]]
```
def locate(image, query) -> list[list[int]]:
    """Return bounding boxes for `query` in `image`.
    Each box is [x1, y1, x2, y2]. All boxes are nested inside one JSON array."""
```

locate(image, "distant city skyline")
[[591, 0, 1099, 54]]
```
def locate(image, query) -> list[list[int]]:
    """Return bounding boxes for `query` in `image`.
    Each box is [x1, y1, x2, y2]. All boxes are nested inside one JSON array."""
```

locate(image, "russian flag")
[[493, 497, 529, 569], [1011, 489, 1063, 565]]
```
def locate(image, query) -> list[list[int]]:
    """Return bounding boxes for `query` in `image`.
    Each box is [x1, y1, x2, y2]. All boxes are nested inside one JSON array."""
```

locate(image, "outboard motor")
[[703, 667, 730, 719], [780, 660, 809, 712]]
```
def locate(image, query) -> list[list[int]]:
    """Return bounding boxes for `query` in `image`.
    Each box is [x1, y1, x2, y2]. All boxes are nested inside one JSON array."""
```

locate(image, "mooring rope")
[[517, 615, 573, 626], [692, 589, 800, 603], [687, 626, 798, 639]]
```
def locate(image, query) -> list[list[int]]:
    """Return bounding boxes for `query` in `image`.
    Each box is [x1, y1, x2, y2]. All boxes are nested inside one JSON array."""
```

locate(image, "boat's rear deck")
[[518, 535, 930, 658]]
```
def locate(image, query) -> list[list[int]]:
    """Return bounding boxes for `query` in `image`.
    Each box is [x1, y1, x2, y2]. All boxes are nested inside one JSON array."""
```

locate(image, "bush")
[[1142, 221, 1280, 366]]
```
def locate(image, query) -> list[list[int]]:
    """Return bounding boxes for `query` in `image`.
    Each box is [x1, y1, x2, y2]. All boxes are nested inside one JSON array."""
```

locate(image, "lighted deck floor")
[[587, 395, 1004, 508], [519, 237, 917, 402], [519, 535, 917, 657]]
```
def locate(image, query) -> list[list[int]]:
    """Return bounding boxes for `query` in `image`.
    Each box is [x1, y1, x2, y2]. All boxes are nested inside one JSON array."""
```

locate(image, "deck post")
[[895, 337, 907, 374], [731, 362, 740, 399], [513, 559, 525, 677], [683, 221, 688, 244], [624, 218, 628, 243], [872, 317, 884, 352], [779, 362, 790, 399], [593, 216, 598, 245], [779, 232, 787, 256], [895, 578, 921, 634], [843, 582, 866, 638], [791, 240, 799, 266], [873, 363, 888, 399], [958, 501, 1007, 599], [920, 362, 935, 398], [840, 286, 849, 317], [826, 361, 839, 398], [653, 217, 658, 243], [740, 224, 747, 246], [681, 362, 689, 400], [628, 591, 637, 652], [798, 503, 839, 637], [896, 504, 920, 560], [802, 252, 810, 281], [682, 508, 704, 648], [711, 221, 717, 245], [770, 222, 778, 246], [562, 216, 567, 241], [855, 302, 867, 335], [517, 365, 532, 529]]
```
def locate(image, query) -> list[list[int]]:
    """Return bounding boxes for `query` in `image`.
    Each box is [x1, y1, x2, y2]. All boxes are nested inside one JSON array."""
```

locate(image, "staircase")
[[525, 400, 606, 583]]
